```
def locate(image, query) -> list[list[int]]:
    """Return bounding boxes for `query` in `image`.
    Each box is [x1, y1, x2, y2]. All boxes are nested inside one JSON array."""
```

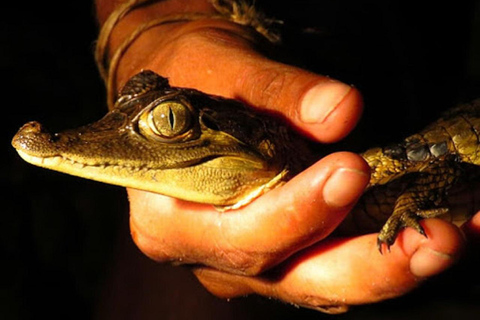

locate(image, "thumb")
[[232, 58, 363, 142], [138, 22, 363, 143]]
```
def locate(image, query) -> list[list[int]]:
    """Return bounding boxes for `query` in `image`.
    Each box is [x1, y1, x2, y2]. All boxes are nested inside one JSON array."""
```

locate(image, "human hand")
[[98, 0, 472, 312]]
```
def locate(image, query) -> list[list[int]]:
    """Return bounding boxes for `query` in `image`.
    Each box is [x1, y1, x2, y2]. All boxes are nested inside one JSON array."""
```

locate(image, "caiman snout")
[[12, 121, 59, 158]]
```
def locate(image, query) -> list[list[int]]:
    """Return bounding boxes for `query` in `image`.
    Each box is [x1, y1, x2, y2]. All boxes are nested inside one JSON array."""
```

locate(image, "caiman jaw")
[[12, 106, 289, 207]]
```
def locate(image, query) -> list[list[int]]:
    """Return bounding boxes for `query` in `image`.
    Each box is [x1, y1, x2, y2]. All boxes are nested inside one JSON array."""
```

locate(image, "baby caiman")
[[11, 70, 480, 252]]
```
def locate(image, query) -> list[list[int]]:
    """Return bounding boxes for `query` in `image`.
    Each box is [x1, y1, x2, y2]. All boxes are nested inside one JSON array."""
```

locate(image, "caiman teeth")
[[16, 150, 149, 172], [16, 150, 98, 170]]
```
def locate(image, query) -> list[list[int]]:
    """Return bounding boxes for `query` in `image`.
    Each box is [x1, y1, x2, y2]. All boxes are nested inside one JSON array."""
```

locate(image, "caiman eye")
[[150, 101, 191, 137], [139, 100, 192, 140]]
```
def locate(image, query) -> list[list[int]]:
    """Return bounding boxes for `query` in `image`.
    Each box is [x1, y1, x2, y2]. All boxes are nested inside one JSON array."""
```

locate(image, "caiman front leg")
[[376, 159, 461, 253]]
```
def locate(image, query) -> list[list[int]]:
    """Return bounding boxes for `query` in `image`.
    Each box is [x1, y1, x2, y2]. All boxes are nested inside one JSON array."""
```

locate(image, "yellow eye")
[[139, 100, 192, 140]]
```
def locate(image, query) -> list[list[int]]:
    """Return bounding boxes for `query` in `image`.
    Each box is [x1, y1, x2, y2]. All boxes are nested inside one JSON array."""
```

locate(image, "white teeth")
[[42, 156, 59, 166], [73, 162, 85, 169]]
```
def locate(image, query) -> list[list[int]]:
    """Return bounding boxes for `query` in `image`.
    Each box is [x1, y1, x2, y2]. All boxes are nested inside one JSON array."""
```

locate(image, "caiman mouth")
[[13, 125, 276, 203], [15, 150, 70, 168], [14, 148, 268, 173], [12, 120, 271, 172], [14, 147, 283, 207]]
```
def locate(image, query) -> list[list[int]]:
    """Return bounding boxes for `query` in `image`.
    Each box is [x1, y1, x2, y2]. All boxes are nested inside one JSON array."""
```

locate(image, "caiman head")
[[12, 70, 310, 207]]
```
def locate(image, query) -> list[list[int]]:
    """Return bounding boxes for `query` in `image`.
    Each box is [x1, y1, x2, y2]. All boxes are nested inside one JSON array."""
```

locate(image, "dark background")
[[2, 1, 480, 319]]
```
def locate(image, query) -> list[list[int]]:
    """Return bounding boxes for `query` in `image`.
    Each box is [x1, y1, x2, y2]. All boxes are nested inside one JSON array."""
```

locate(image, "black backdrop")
[[3, 1, 480, 319]]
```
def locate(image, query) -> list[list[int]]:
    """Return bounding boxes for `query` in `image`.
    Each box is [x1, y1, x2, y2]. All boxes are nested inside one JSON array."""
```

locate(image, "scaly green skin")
[[11, 70, 480, 252], [358, 101, 480, 250]]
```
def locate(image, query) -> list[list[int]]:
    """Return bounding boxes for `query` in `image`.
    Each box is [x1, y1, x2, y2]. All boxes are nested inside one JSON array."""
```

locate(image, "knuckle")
[[214, 233, 276, 276], [242, 67, 288, 107], [216, 249, 273, 276], [256, 69, 289, 107], [237, 64, 305, 118]]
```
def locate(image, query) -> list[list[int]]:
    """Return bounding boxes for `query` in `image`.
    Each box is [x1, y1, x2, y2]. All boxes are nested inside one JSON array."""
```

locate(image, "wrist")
[[95, 0, 216, 25], [95, 0, 221, 108], [95, 0, 278, 108], [101, 0, 217, 63]]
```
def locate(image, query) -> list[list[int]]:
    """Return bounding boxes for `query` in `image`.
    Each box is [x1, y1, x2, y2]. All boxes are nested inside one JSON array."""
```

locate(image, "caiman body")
[[12, 70, 480, 250]]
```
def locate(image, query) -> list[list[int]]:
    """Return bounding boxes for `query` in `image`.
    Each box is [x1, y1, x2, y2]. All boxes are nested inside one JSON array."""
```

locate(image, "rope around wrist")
[[95, 0, 280, 109]]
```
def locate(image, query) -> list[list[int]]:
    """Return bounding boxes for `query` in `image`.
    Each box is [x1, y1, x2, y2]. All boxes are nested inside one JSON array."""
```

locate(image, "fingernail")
[[300, 81, 352, 124], [323, 168, 369, 208], [410, 246, 456, 278]]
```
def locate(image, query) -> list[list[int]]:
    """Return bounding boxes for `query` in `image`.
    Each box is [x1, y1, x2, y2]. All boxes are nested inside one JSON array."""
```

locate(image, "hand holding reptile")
[[119, 22, 468, 310], [14, 0, 477, 313], [93, 4, 473, 311]]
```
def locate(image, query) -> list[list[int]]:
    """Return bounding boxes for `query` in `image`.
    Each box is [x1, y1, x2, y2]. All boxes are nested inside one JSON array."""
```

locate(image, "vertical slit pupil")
[[168, 107, 175, 129]]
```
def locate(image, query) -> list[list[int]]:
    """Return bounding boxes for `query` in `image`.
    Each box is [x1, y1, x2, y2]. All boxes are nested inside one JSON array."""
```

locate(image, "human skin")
[[95, 0, 476, 312]]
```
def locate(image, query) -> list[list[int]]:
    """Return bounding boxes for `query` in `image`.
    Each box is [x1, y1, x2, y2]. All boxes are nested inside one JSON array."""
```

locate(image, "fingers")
[[129, 152, 369, 275], [463, 211, 480, 241], [192, 218, 465, 313]]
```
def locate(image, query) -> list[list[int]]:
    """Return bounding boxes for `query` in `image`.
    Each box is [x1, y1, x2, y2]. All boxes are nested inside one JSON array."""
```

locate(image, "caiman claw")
[[376, 210, 428, 254]]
